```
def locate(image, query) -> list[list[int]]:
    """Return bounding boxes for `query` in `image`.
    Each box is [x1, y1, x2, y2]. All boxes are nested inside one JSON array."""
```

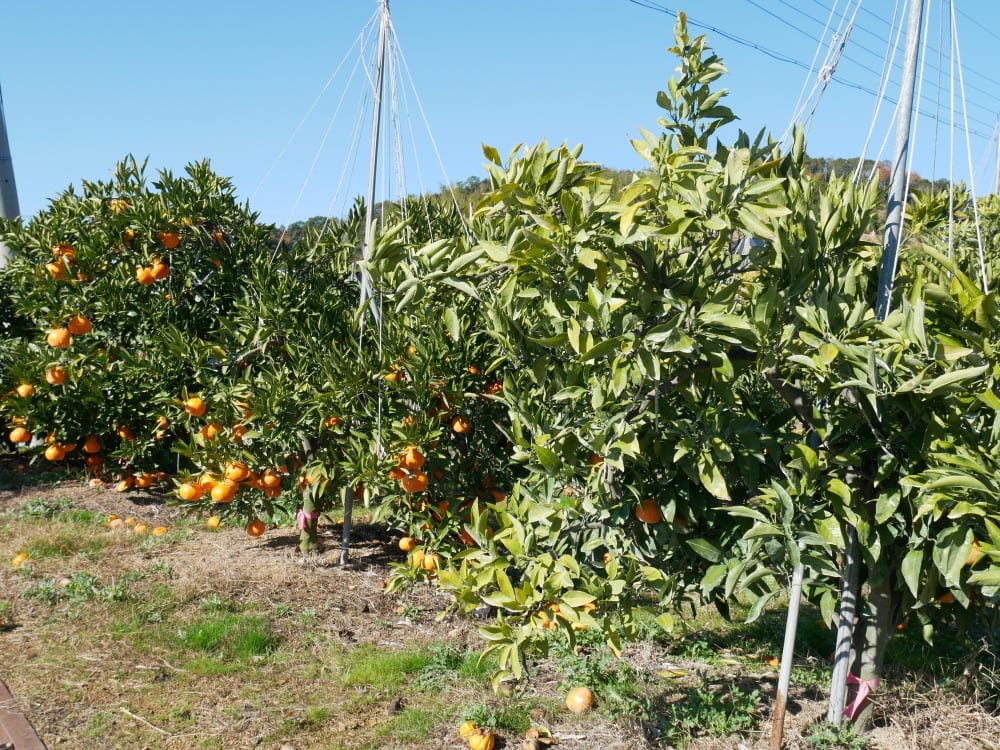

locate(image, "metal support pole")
[[875, 0, 926, 320], [341, 484, 355, 566], [828, 526, 861, 725], [344, 0, 390, 563], [359, 0, 389, 334], [0, 82, 20, 268], [770, 560, 805, 750]]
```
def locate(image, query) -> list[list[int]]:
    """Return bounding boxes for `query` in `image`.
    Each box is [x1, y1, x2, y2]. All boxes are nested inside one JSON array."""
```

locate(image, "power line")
[[765, 0, 1000, 122], [623, 0, 995, 141]]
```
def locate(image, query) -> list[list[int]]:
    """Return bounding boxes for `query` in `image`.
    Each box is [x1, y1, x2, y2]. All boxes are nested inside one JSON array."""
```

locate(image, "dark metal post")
[[0, 82, 20, 267]]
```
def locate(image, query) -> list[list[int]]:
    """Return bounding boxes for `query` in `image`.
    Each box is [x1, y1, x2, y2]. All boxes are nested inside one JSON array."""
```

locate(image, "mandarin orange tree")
[[168, 196, 517, 554], [0, 157, 272, 484], [384, 18, 800, 680], [387, 15, 999, 714]]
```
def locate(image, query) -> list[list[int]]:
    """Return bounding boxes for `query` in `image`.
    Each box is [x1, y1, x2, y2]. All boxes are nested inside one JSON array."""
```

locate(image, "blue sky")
[[2, 1, 999, 226]]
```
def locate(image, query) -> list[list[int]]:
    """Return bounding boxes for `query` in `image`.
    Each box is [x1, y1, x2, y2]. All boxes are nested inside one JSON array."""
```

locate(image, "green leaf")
[[743, 522, 783, 540], [443, 307, 461, 342], [901, 548, 923, 598], [441, 277, 481, 299], [686, 538, 724, 563], [533, 444, 562, 473], [697, 454, 731, 501], [921, 365, 988, 394], [580, 337, 624, 363], [561, 590, 596, 607], [655, 612, 675, 631]]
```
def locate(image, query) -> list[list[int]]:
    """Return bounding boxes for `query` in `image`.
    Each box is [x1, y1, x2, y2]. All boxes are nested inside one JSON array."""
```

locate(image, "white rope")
[[929, 0, 947, 183], [855, 0, 907, 184], [393, 34, 472, 238], [318, 82, 370, 237], [783, 0, 841, 137], [782, 0, 864, 143], [900, 0, 934, 223], [801, 5, 862, 133], [950, 1, 989, 291], [251, 13, 376, 219], [270, 51, 368, 260]]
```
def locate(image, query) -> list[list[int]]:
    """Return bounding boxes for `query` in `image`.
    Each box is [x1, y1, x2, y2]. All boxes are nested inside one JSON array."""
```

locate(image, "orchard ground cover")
[[2, 470, 1000, 750]]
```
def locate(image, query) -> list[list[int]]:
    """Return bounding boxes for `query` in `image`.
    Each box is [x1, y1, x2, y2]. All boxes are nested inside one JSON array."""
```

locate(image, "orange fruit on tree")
[[200, 423, 222, 441], [8, 426, 31, 444], [260, 470, 282, 490], [183, 396, 207, 416], [399, 445, 425, 471], [46, 327, 71, 349], [211, 479, 238, 503], [565, 686, 595, 713], [82, 435, 101, 453], [966, 541, 983, 567], [151, 261, 169, 280], [158, 230, 181, 249], [135, 266, 155, 285], [123, 227, 136, 244], [400, 470, 429, 494], [325, 415, 341, 428], [117, 425, 134, 441], [420, 552, 441, 572], [16, 383, 35, 398], [110, 198, 128, 214], [44, 444, 66, 461], [66, 314, 92, 335], [246, 519, 266, 537], [45, 261, 66, 279], [634, 499, 662, 524], [178, 482, 204, 501], [398, 536, 417, 552], [387, 466, 407, 481], [225, 461, 250, 482], [198, 472, 219, 491], [410, 548, 425, 569], [451, 416, 472, 434], [45, 366, 67, 385]]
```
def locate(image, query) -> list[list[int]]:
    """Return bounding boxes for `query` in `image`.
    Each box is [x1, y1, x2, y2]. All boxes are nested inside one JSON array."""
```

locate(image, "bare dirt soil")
[[2, 466, 999, 749]]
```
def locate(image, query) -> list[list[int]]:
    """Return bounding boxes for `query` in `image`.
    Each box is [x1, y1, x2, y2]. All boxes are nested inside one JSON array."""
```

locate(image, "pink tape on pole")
[[843, 672, 880, 720], [296, 509, 320, 530]]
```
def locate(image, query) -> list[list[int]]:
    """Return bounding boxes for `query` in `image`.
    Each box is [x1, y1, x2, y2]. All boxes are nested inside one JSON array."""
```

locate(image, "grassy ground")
[[2, 467, 999, 749]]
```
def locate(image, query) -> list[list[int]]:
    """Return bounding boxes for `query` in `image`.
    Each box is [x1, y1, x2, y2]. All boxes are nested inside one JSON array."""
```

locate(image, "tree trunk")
[[298, 485, 322, 554], [846, 567, 896, 730]]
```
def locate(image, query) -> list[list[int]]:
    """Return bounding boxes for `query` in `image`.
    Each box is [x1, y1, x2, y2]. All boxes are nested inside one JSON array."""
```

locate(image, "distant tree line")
[[270, 157, 953, 248]]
